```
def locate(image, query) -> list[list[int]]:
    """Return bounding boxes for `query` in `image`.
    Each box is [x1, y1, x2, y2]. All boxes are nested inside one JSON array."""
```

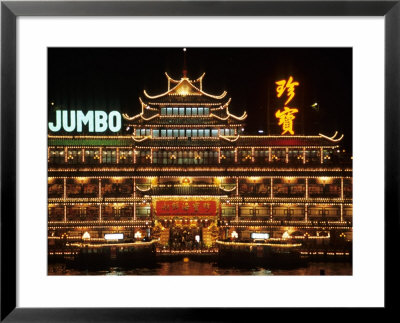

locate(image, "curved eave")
[[210, 98, 232, 111], [144, 77, 227, 100], [210, 110, 247, 121], [122, 97, 160, 121], [318, 132, 344, 142]]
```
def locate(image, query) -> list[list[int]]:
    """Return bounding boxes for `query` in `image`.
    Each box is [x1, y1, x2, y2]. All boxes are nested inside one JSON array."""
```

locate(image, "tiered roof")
[[122, 73, 247, 126]]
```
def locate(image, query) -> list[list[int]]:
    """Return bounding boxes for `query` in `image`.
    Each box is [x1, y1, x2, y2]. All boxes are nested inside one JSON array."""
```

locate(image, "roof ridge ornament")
[[144, 72, 227, 99]]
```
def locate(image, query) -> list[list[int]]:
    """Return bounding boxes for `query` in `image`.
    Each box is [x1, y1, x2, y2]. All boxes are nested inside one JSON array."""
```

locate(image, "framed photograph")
[[1, 1, 397, 321]]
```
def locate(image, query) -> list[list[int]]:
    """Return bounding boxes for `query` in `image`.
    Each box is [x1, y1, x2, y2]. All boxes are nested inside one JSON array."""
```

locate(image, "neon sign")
[[48, 110, 122, 133], [154, 199, 217, 216], [275, 107, 299, 135], [275, 76, 299, 105], [275, 76, 299, 135]]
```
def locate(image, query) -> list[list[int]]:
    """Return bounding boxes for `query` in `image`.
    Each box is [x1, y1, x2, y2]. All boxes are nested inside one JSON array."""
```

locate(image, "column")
[[303, 148, 306, 164], [64, 147, 68, 163], [341, 177, 344, 200], [116, 148, 119, 164], [63, 178, 67, 222], [98, 179, 102, 221], [235, 177, 239, 221], [235, 204, 239, 222], [268, 148, 272, 163], [99, 147, 103, 164], [251, 147, 255, 163], [218, 148, 221, 164], [285, 148, 289, 164], [320, 147, 323, 164], [133, 148, 137, 164], [340, 204, 344, 222], [305, 204, 308, 222], [305, 178, 309, 199], [82, 148, 85, 163], [234, 148, 238, 163], [270, 178, 273, 198], [133, 178, 137, 221]]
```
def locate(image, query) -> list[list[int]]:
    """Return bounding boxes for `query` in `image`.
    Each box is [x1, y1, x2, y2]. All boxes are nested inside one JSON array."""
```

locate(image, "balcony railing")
[[150, 186, 227, 196]]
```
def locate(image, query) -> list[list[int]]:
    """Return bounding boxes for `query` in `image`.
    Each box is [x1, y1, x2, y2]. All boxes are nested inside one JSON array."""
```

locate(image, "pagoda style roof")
[[122, 72, 247, 126]]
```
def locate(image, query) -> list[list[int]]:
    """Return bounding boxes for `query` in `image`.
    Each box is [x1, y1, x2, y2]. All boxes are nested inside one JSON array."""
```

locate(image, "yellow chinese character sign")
[[275, 107, 299, 135], [275, 76, 299, 105], [275, 76, 300, 135]]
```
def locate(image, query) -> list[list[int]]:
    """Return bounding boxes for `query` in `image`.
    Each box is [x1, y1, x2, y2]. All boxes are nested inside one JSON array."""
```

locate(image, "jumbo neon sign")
[[48, 110, 122, 133]]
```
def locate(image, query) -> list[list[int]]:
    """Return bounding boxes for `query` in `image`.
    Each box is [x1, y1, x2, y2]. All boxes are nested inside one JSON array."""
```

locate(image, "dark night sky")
[[48, 48, 352, 152]]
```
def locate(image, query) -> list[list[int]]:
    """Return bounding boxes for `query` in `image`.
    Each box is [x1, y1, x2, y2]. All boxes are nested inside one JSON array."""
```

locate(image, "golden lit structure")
[[48, 71, 352, 259]]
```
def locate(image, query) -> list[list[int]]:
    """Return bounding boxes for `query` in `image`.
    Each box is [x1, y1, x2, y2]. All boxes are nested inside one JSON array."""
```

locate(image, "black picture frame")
[[1, 0, 398, 321]]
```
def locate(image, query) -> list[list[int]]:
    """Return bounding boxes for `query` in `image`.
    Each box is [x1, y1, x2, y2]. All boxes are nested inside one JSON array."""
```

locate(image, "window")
[[211, 129, 218, 137], [173, 108, 179, 115], [192, 129, 198, 137], [179, 108, 185, 116], [204, 107, 210, 115], [161, 108, 166, 115], [102, 150, 116, 164], [85, 149, 100, 164], [161, 129, 166, 137], [186, 129, 192, 137], [167, 129, 173, 137], [198, 129, 204, 137], [153, 130, 159, 137], [67, 149, 81, 164], [119, 150, 133, 164], [198, 107, 204, 116], [204, 129, 210, 137], [185, 108, 191, 116], [49, 149, 65, 165], [179, 129, 185, 137], [173, 129, 179, 137], [167, 108, 172, 116], [192, 108, 197, 116]]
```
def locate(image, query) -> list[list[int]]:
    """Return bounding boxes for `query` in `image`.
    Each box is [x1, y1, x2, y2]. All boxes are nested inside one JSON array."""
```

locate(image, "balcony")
[[150, 186, 228, 196]]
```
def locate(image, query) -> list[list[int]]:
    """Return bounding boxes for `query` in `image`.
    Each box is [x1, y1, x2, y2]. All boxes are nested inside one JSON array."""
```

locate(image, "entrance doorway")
[[169, 225, 202, 250]]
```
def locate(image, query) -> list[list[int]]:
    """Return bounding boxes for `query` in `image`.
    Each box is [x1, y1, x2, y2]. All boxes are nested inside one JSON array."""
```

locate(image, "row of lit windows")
[[49, 148, 337, 165], [160, 107, 210, 116], [136, 128, 235, 137], [48, 205, 353, 220]]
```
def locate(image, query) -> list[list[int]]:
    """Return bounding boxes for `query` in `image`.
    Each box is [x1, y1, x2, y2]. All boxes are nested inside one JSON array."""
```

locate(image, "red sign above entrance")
[[154, 199, 218, 216]]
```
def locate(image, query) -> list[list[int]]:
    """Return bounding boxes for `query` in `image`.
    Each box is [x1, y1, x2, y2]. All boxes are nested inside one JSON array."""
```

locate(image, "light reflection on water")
[[49, 259, 352, 276]]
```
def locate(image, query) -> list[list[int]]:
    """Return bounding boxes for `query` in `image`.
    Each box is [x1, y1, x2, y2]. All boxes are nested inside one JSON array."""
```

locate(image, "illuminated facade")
[[48, 72, 352, 256]]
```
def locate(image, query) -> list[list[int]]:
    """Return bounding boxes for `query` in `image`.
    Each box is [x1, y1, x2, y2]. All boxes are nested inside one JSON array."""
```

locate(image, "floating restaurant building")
[[48, 71, 352, 257]]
